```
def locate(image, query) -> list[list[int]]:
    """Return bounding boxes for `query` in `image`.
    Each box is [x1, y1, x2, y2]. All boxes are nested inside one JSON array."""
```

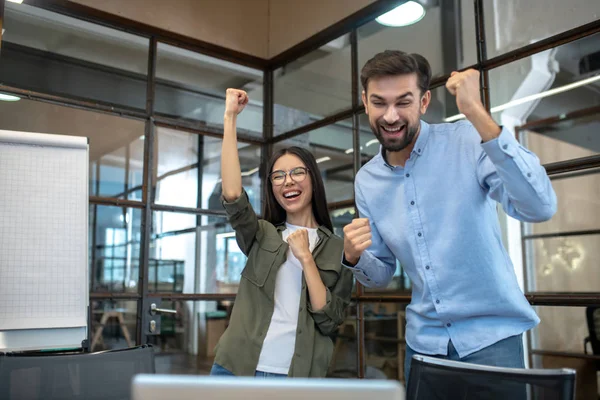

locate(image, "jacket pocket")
[[241, 239, 281, 287], [317, 262, 341, 288]]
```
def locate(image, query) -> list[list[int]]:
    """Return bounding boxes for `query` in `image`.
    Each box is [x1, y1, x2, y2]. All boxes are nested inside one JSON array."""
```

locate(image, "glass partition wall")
[[1, 0, 599, 390]]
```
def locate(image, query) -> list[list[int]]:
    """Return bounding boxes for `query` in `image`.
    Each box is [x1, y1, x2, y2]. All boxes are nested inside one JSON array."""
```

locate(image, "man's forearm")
[[464, 104, 501, 143]]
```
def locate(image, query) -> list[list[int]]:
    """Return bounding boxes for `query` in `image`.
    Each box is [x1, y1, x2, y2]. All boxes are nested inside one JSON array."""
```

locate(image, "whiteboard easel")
[[0, 129, 89, 352]]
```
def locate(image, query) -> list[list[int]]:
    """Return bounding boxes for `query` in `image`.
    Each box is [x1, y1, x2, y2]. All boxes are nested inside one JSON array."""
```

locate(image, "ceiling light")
[[316, 156, 331, 164], [376, 1, 426, 27], [345, 146, 363, 154], [365, 139, 379, 147], [444, 74, 600, 122], [7, 0, 24, 4], [0, 94, 20, 102]]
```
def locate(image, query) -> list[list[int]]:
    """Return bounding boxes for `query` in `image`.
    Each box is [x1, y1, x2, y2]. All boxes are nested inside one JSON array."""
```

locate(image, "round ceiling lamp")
[[376, 1, 426, 27]]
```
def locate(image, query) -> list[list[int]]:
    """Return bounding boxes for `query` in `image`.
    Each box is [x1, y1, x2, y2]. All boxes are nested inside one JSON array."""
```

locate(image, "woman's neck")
[[286, 208, 318, 229]]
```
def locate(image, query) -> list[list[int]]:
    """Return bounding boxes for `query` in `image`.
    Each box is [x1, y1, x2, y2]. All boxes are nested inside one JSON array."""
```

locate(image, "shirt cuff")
[[341, 252, 376, 286], [481, 127, 519, 164], [221, 188, 251, 215]]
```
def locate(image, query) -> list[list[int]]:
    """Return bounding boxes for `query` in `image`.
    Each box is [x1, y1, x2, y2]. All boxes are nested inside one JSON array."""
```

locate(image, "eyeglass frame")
[[268, 166, 310, 186]]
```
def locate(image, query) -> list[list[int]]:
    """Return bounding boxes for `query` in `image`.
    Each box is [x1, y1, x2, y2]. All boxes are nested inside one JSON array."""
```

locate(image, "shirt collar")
[[378, 120, 431, 168]]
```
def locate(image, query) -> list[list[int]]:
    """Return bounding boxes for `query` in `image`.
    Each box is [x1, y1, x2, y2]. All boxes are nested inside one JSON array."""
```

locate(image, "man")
[[342, 50, 557, 385]]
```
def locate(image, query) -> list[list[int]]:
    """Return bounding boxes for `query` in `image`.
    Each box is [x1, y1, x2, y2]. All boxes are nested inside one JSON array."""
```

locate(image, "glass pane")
[[155, 126, 262, 211], [331, 207, 356, 238], [362, 302, 407, 383], [525, 172, 600, 236], [525, 235, 598, 293], [150, 213, 244, 294], [273, 120, 354, 203], [0, 97, 146, 200], [147, 300, 228, 374], [531, 306, 590, 354], [358, 1, 477, 89], [90, 205, 141, 293], [529, 306, 598, 398], [91, 300, 138, 352], [488, 33, 600, 127], [274, 34, 351, 135], [518, 115, 600, 165], [484, 0, 600, 58], [1, 3, 148, 110], [155, 43, 263, 137]]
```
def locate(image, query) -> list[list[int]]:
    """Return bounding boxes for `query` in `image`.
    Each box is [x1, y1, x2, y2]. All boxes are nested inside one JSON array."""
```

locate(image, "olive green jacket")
[[213, 190, 354, 377]]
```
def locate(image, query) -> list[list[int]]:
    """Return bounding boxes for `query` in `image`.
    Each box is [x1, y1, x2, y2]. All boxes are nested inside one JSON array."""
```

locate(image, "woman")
[[210, 88, 354, 378]]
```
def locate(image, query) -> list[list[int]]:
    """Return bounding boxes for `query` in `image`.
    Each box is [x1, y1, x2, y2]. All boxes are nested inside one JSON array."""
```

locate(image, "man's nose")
[[383, 106, 399, 125]]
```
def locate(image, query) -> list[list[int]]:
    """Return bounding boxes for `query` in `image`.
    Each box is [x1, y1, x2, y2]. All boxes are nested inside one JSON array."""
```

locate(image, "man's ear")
[[420, 90, 431, 114], [362, 90, 368, 115]]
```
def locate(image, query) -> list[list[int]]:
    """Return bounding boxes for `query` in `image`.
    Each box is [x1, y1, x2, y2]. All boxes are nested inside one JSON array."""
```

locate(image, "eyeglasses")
[[269, 167, 309, 186]]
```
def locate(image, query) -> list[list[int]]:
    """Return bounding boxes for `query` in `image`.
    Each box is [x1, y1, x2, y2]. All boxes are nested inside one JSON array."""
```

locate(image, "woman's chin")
[[280, 201, 308, 216]]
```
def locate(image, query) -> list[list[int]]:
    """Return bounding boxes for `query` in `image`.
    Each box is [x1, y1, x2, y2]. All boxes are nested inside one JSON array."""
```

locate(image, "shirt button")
[[447, 323, 451, 327], [502, 144, 508, 150], [366, 278, 371, 281], [527, 172, 532, 178], [425, 265, 430, 270], [410, 201, 415, 205], [418, 149, 421, 153], [436, 299, 440, 304], [418, 232, 422, 237], [405, 173, 410, 178]]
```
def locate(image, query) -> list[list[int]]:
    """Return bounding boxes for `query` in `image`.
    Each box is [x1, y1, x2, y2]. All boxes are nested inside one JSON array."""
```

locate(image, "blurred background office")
[[0, 0, 599, 398]]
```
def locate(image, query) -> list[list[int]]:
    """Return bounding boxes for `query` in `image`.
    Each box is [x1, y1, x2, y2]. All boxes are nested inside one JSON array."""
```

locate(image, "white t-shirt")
[[256, 223, 320, 375]]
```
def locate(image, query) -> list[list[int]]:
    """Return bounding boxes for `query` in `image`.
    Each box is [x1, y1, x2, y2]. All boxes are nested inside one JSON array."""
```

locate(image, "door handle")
[[150, 303, 177, 315]]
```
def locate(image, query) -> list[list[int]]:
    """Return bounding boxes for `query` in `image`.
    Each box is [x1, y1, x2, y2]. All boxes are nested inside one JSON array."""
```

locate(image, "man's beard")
[[370, 118, 420, 152]]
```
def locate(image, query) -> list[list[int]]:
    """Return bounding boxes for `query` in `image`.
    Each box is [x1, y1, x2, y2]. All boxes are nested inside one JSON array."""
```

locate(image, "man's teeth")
[[284, 191, 300, 198], [383, 126, 404, 132]]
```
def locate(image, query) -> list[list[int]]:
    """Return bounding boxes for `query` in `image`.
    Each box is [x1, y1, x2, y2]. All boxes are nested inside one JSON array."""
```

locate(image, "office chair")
[[584, 306, 600, 370], [0, 344, 155, 400], [407, 354, 576, 400]]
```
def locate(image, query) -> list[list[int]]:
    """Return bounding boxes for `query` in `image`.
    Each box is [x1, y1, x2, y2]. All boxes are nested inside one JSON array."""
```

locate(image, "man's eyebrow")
[[369, 92, 414, 101]]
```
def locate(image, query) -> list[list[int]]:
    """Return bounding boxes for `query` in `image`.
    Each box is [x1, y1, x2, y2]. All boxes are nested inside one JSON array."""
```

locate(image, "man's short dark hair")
[[361, 50, 431, 95]]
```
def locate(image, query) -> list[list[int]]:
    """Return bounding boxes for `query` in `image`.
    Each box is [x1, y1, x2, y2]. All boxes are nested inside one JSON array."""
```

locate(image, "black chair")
[[0, 344, 155, 400], [407, 354, 576, 400], [584, 306, 600, 369]]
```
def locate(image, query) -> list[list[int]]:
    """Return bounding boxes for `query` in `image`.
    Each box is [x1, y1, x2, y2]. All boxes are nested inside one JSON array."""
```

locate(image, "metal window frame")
[[2, 0, 599, 375]]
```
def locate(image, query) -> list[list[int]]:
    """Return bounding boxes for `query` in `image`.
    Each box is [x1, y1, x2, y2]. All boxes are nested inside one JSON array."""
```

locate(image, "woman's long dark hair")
[[263, 146, 333, 232]]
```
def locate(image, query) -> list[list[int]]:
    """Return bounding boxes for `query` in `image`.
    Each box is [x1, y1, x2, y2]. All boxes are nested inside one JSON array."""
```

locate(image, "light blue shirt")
[[345, 120, 557, 358]]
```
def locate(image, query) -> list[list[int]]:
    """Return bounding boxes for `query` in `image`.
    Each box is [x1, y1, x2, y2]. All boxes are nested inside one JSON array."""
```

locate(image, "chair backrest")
[[0, 344, 155, 400], [586, 306, 600, 355], [407, 355, 576, 400]]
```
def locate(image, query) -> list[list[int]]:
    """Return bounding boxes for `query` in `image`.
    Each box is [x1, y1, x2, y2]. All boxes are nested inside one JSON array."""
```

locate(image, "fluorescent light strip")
[[344, 146, 364, 154], [7, 0, 24, 4], [0, 93, 20, 102], [444, 74, 600, 123], [315, 156, 331, 164]]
